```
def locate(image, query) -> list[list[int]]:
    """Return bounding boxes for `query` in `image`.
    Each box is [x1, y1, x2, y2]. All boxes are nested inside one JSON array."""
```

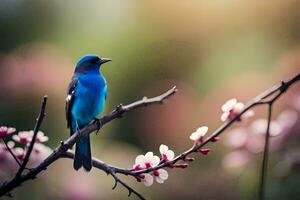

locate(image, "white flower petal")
[[151, 155, 160, 167], [189, 131, 201, 141], [196, 126, 208, 137], [222, 98, 237, 112], [166, 150, 175, 160], [12, 135, 20, 142], [221, 112, 230, 122], [135, 155, 145, 166], [158, 169, 168, 180], [159, 144, 168, 154], [7, 141, 15, 149], [142, 174, 153, 187], [155, 176, 164, 184], [145, 152, 154, 159]]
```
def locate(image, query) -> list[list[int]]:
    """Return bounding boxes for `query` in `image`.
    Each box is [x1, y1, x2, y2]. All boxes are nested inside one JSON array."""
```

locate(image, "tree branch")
[[60, 72, 300, 200], [0, 71, 299, 200], [0, 86, 177, 198]]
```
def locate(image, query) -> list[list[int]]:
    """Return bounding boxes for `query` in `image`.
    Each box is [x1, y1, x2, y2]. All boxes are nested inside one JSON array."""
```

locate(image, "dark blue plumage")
[[66, 55, 111, 171]]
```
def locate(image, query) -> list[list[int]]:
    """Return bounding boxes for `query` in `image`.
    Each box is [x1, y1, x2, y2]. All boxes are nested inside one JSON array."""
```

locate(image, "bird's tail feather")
[[74, 135, 92, 171]]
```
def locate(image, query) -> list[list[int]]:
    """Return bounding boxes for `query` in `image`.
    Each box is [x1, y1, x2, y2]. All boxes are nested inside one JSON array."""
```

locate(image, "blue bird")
[[66, 55, 111, 171]]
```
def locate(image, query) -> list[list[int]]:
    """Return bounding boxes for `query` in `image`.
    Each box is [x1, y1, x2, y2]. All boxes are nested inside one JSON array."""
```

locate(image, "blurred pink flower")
[[159, 144, 175, 161], [222, 150, 252, 169], [29, 131, 49, 143], [221, 98, 254, 122], [276, 110, 298, 130], [12, 130, 48, 144], [141, 173, 154, 187], [0, 141, 15, 160], [0, 126, 16, 138], [153, 169, 168, 184], [251, 119, 282, 137], [13, 147, 25, 161], [29, 143, 52, 167], [225, 128, 248, 149], [12, 131, 32, 144], [291, 95, 300, 111]]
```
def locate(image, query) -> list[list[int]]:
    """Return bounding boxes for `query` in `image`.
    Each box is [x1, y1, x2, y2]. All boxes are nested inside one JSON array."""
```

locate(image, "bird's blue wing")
[[65, 77, 78, 134]]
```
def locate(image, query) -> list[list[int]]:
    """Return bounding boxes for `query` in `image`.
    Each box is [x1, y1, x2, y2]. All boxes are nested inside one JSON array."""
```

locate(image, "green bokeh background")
[[0, 1, 300, 199]]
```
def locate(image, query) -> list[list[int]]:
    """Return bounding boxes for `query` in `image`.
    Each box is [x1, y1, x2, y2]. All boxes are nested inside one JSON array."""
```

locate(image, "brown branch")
[[129, 71, 300, 176], [59, 72, 300, 200], [0, 86, 177, 199], [16, 96, 48, 177], [0, 71, 299, 200]]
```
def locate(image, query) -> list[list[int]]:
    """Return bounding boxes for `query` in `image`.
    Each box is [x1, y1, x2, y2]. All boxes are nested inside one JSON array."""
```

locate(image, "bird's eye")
[[90, 58, 99, 63]]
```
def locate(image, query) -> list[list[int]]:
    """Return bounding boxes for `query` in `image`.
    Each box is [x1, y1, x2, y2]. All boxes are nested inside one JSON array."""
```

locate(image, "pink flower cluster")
[[222, 109, 298, 170], [0, 127, 52, 173], [0, 126, 16, 138], [134, 125, 218, 187], [133, 144, 174, 186]]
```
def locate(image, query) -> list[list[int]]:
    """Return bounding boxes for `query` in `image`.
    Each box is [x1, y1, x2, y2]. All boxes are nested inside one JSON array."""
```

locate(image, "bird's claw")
[[95, 118, 102, 135]]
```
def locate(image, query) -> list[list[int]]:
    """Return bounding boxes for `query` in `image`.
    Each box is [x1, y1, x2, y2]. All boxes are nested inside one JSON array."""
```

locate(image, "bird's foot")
[[95, 118, 102, 135]]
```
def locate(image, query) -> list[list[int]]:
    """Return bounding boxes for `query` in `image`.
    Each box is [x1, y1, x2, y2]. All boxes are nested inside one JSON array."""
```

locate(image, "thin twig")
[[259, 104, 272, 200], [16, 96, 48, 177], [2, 138, 21, 167]]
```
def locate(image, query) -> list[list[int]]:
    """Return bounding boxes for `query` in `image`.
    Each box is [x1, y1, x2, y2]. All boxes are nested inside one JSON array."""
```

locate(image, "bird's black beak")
[[100, 58, 112, 64]]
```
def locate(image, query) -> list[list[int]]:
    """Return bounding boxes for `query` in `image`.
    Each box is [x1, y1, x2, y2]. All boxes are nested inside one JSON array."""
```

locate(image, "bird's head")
[[74, 55, 111, 74]]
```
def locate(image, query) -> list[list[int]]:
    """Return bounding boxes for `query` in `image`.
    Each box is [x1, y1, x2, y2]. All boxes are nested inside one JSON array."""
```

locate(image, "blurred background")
[[0, 0, 300, 199]]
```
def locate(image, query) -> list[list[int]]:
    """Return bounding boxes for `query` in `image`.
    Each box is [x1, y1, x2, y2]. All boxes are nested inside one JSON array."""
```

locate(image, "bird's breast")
[[72, 75, 107, 125]]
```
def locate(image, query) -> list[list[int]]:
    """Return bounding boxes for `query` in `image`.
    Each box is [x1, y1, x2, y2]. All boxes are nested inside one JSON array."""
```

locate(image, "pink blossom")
[[153, 169, 168, 184], [134, 152, 160, 170], [12, 131, 31, 144], [251, 119, 282, 137], [141, 173, 154, 187], [222, 150, 252, 169], [189, 126, 208, 143], [276, 110, 298, 129], [159, 144, 174, 161], [29, 131, 49, 143], [0, 126, 16, 138], [221, 98, 254, 122], [12, 130, 48, 144], [225, 128, 249, 149]]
